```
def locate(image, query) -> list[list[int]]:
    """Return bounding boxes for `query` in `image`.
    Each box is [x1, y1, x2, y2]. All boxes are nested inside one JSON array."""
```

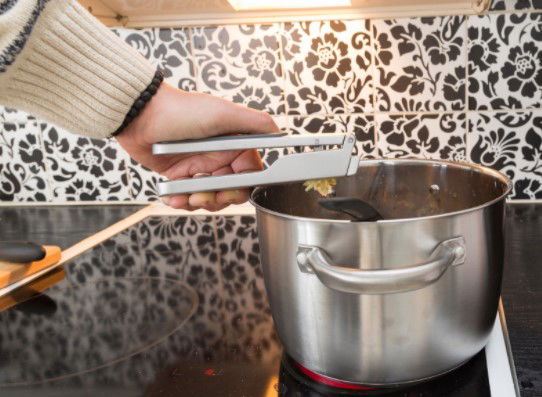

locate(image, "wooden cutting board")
[[0, 246, 61, 289], [0, 267, 65, 312]]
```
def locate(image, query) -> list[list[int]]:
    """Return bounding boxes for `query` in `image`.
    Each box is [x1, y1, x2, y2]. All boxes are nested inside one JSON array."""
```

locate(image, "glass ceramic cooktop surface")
[[0, 216, 516, 396]]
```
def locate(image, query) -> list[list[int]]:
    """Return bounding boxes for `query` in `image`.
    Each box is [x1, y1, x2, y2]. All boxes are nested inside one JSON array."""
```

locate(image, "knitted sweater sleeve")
[[0, 0, 156, 139]]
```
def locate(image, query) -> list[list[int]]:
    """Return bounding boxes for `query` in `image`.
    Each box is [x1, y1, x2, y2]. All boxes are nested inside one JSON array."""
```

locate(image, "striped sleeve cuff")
[[0, 0, 155, 139]]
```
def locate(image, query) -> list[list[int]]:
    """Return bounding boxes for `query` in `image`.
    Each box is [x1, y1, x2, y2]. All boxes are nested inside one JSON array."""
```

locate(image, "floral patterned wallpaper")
[[1, 0, 541, 203]]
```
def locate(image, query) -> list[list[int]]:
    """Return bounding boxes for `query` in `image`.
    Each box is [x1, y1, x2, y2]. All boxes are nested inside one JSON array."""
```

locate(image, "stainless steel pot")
[[250, 159, 512, 385]]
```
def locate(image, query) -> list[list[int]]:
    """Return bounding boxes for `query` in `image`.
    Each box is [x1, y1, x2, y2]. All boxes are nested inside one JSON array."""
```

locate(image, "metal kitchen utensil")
[[318, 197, 383, 222], [152, 133, 359, 196]]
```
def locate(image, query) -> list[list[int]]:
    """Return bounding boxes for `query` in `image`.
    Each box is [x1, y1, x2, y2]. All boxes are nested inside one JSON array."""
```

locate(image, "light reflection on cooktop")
[[0, 278, 197, 385]]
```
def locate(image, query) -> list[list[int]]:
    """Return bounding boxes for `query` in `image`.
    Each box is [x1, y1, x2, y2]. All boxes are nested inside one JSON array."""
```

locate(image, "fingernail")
[[162, 196, 171, 206]]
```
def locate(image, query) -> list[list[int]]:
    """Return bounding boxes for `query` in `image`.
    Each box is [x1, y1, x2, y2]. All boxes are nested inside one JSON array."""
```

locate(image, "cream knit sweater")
[[0, 0, 156, 139]]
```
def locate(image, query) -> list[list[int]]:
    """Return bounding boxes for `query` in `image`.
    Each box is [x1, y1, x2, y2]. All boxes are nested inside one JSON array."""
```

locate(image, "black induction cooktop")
[[0, 215, 518, 396]]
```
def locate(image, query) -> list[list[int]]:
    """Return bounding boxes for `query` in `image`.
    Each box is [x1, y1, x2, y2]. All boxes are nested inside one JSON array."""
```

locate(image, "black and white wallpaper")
[[0, 0, 541, 202]]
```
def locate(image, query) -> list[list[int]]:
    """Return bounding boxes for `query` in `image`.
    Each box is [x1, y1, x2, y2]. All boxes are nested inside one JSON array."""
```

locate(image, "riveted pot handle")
[[296, 237, 466, 294]]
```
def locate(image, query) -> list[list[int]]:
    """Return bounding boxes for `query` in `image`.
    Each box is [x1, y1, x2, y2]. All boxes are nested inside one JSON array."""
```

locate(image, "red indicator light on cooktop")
[[294, 361, 375, 391]]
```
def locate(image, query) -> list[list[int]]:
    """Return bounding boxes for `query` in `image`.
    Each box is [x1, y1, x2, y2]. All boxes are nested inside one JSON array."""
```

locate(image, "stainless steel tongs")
[[152, 132, 359, 196]]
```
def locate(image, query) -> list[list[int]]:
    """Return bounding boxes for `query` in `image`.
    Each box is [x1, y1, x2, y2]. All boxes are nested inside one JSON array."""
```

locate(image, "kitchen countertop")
[[502, 204, 542, 396], [0, 202, 540, 396]]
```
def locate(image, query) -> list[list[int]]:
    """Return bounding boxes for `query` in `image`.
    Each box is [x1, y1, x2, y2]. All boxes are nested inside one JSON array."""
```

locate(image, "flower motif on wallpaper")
[[440, 136, 467, 161], [468, 13, 542, 110], [43, 125, 128, 201], [515, 178, 542, 199], [520, 118, 542, 176], [471, 128, 520, 171], [280, 25, 303, 62], [70, 139, 116, 179], [286, 87, 327, 115], [284, 20, 373, 115], [405, 126, 440, 157], [178, 79, 197, 91], [289, 115, 375, 157], [259, 148, 290, 168], [443, 66, 466, 104], [378, 113, 466, 160], [374, 16, 466, 111], [292, 115, 340, 134], [193, 25, 283, 114], [380, 116, 440, 157], [127, 159, 162, 201], [469, 112, 542, 199], [0, 119, 48, 201], [374, 30, 393, 65], [422, 21, 463, 65], [468, 27, 500, 72], [305, 33, 351, 87], [501, 42, 542, 98], [1, 124, 38, 165], [490, 0, 532, 10], [380, 115, 417, 147], [288, 83, 371, 115], [154, 31, 188, 76], [242, 36, 281, 84], [350, 116, 376, 156], [64, 179, 103, 201], [116, 28, 196, 91]]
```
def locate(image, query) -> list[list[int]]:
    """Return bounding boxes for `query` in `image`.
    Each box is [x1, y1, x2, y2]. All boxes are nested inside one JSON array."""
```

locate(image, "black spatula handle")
[[318, 197, 383, 222], [0, 241, 46, 263]]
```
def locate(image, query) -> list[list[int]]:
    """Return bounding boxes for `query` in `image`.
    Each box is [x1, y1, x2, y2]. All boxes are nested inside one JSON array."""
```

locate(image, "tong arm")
[[152, 133, 346, 155], [156, 134, 358, 196]]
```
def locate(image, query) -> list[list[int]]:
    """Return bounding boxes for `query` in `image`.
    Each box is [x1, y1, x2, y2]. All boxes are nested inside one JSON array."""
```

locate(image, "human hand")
[[116, 83, 279, 210]]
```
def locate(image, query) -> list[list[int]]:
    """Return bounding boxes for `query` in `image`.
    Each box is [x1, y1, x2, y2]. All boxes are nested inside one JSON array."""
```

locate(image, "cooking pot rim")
[[249, 158, 513, 224]]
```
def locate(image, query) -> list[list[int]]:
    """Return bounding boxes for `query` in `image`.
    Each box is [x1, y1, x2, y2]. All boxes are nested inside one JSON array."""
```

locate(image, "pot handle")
[[296, 237, 466, 294]]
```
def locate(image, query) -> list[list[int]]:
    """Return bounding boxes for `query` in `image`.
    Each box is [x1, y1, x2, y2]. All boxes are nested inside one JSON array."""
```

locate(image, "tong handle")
[[153, 134, 359, 196], [152, 133, 346, 155], [157, 134, 358, 196]]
